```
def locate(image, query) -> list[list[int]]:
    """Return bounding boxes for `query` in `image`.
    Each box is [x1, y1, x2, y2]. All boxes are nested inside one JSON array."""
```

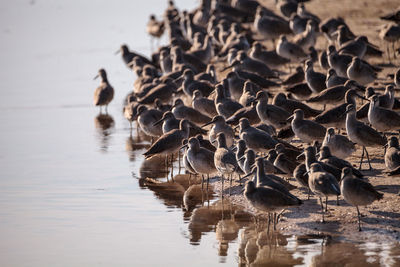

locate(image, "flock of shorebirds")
[[93, 0, 400, 232]]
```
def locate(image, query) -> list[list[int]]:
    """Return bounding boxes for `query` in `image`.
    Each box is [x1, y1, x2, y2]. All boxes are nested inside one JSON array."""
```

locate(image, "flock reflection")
[[94, 116, 400, 266]]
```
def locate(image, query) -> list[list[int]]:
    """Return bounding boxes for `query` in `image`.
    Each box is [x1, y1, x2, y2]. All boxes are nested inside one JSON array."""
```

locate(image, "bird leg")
[[356, 206, 362, 231], [170, 154, 174, 180], [364, 147, 372, 170], [358, 146, 365, 170], [319, 197, 325, 223], [267, 213, 271, 234], [336, 195, 340, 206], [273, 212, 277, 231], [165, 155, 169, 181], [325, 197, 328, 213], [221, 174, 224, 199], [207, 174, 210, 190], [307, 188, 311, 200], [229, 173, 233, 196], [105, 105, 108, 114], [178, 150, 181, 174], [201, 174, 205, 190]]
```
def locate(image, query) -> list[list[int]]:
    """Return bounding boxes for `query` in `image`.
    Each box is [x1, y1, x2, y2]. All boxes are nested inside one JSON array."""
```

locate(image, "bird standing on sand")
[[340, 168, 383, 231], [308, 163, 341, 223], [345, 104, 386, 170]]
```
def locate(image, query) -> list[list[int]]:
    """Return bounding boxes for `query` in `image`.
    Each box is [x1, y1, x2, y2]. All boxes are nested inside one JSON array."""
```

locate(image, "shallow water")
[[0, 0, 399, 266]]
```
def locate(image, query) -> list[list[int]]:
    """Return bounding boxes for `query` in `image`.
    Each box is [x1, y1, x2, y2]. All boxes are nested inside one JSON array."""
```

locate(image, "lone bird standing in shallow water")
[[94, 69, 114, 114]]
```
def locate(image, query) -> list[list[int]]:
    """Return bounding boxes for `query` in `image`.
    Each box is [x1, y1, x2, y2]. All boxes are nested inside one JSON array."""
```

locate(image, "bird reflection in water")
[[140, 174, 214, 211], [125, 133, 150, 162], [94, 113, 115, 152]]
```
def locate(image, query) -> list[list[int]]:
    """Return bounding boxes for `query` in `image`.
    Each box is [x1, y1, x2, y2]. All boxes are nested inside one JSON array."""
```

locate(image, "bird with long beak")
[[93, 69, 114, 114], [345, 104, 386, 170]]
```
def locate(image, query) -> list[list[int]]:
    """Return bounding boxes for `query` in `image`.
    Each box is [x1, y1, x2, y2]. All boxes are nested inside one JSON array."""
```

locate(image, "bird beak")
[[114, 49, 121, 55], [303, 170, 310, 177], [222, 60, 239, 71], [93, 74, 99, 80], [316, 152, 320, 157], [296, 152, 304, 160], [286, 115, 294, 122], [241, 169, 256, 179], [233, 125, 240, 131], [201, 120, 214, 128], [180, 144, 188, 150], [153, 117, 166, 126], [356, 93, 367, 100], [231, 146, 238, 152], [238, 156, 245, 161]]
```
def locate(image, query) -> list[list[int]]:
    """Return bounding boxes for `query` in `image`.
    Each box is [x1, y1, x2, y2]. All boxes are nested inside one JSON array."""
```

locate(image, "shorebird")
[[385, 136, 400, 171], [214, 133, 239, 196], [322, 128, 356, 159], [290, 109, 326, 143], [117, 44, 154, 69], [293, 20, 317, 52], [186, 137, 217, 189], [94, 69, 114, 114], [338, 36, 368, 58], [226, 71, 246, 101], [226, 102, 260, 125], [318, 146, 363, 178], [272, 92, 321, 118], [192, 90, 218, 118], [273, 152, 297, 175], [138, 78, 177, 104], [289, 13, 309, 34], [144, 120, 190, 174], [347, 57, 377, 85], [345, 104, 386, 170], [314, 89, 364, 129], [301, 145, 342, 182], [304, 60, 326, 93], [214, 83, 244, 119], [202, 115, 235, 148], [123, 95, 139, 130], [275, 143, 301, 162], [146, 14, 165, 40], [293, 163, 310, 199], [340, 168, 383, 231], [238, 81, 257, 107], [227, 51, 277, 78], [248, 42, 290, 69], [255, 91, 290, 129], [284, 82, 312, 100], [281, 66, 304, 86], [238, 118, 278, 153], [153, 111, 206, 137], [137, 105, 163, 139], [276, 35, 307, 62], [308, 163, 341, 222], [368, 95, 400, 133], [319, 50, 330, 70], [325, 68, 348, 88], [244, 181, 302, 230], [172, 98, 212, 126], [307, 80, 360, 110], [254, 7, 292, 44], [181, 69, 214, 97], [236, 139, 247, 173]]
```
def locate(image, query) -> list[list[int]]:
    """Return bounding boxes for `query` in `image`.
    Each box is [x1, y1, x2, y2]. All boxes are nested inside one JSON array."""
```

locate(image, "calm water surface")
[[0, 1, 399, 266]]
